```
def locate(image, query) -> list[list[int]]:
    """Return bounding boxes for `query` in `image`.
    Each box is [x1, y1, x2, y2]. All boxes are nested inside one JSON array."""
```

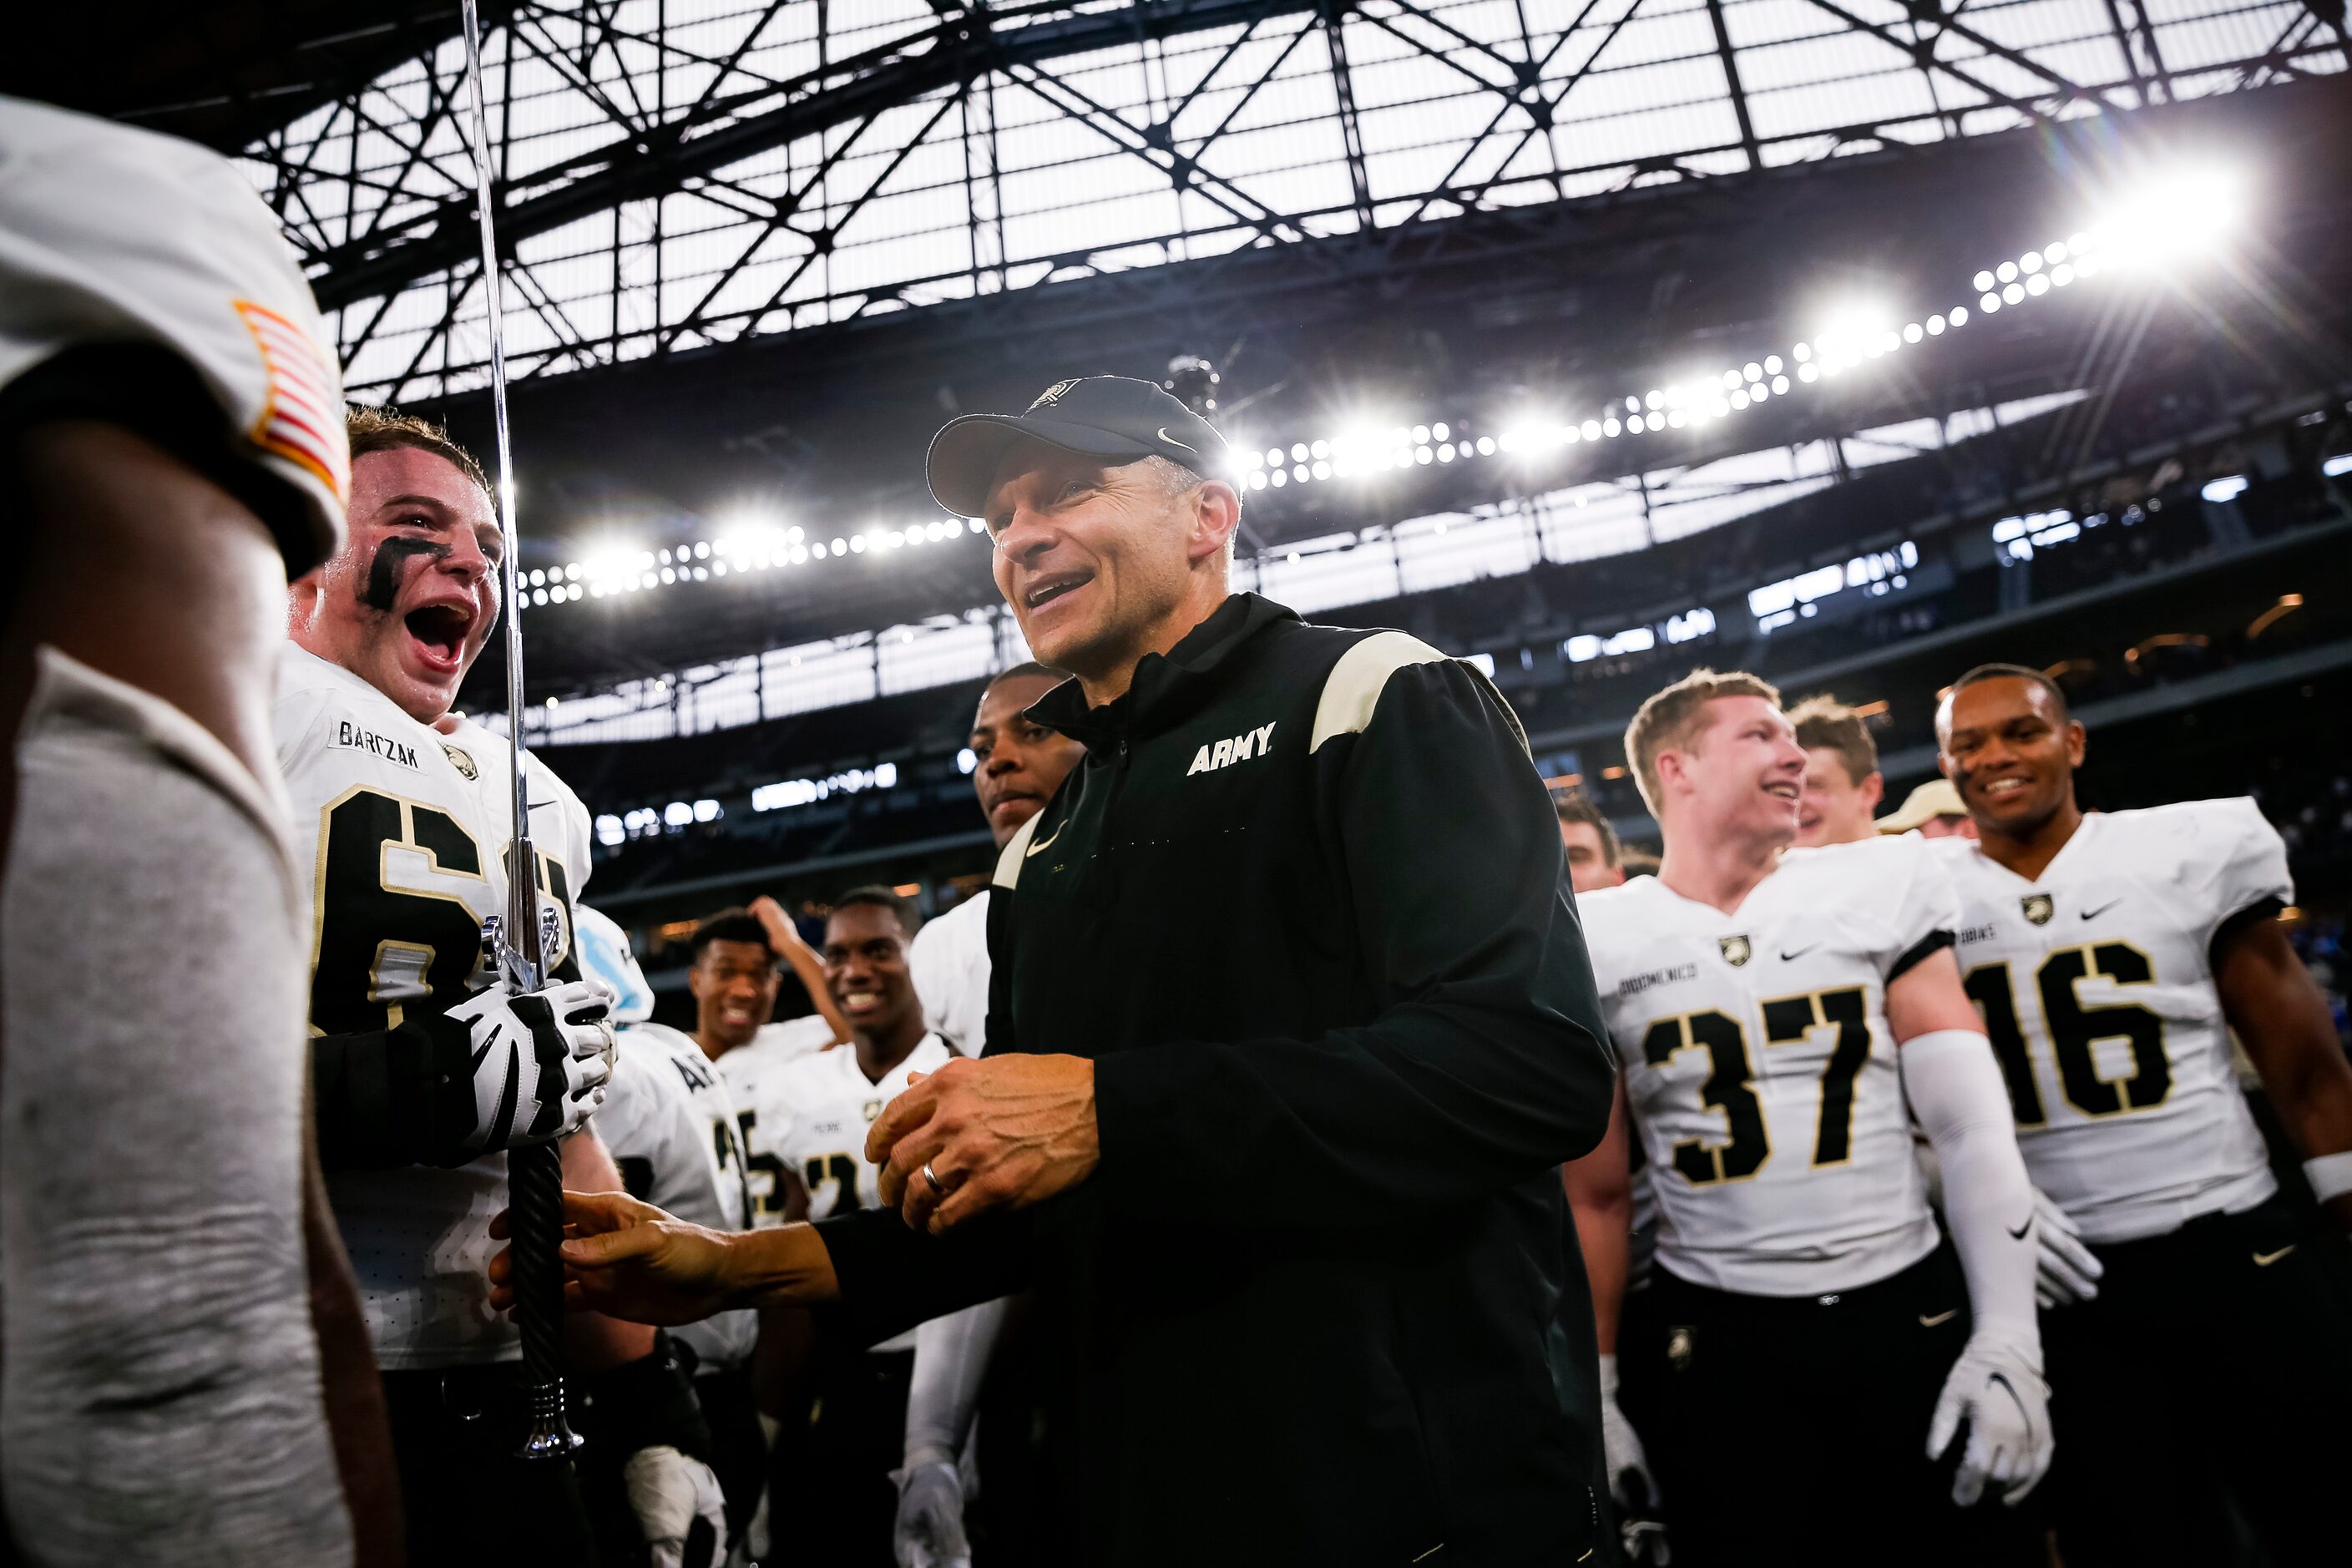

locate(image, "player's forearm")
[[718, 1221, 845, 1310], [1569, 1183, 1629, 1354], [2217, 920, 2352, 1227], [1564, 1083, 1633, 1354], [1903, 1029, 2041, 1346]]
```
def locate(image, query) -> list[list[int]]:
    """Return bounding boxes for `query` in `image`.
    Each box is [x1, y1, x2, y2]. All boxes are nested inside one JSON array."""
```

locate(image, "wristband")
[[2305, 1151, 2352, 1205]]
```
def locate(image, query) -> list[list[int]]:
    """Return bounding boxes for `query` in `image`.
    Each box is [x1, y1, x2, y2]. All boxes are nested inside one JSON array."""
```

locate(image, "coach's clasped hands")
[[870, 1054, 1100, 1233]]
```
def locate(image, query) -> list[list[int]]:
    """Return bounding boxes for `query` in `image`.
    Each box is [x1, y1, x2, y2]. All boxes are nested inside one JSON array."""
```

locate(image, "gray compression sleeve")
[[903, 1297, 1011, 1470], [1, 650, 354, 1566]]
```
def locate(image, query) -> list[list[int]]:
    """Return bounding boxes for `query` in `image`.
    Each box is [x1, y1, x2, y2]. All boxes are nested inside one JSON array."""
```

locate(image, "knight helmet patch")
[[1718, 934, 1753, 967], [2021, 893, 2055, 926]]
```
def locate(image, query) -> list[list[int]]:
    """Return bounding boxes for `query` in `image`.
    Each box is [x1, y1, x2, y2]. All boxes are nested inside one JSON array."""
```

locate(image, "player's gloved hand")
[[447, 979, 615, 1153], [1927, 1333, 2052, 1506], [1599, 1354, 1669, 1563], [621, 1444, 726, 1568], [2031, 1188, 2103, 1307], [893, 1458, 973, 1568]]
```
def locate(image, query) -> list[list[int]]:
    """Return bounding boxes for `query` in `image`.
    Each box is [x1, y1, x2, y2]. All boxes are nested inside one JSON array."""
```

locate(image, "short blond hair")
[[1623, 668, 1782, 816], [1788, 693, 1878, 784]]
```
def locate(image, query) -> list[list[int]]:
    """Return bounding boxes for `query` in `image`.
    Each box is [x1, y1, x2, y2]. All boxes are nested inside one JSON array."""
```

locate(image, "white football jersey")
[[717, 1015, 842, 1227], [1583, 837, 1960, 1296], [0, 96, 346, 564], [598, 1024, 757, 1368], [743, 1034, 953, 1353], [908, 890, 989, 1055], [1934, 802, 2289, 1243], [276, 644, 589, 1368]]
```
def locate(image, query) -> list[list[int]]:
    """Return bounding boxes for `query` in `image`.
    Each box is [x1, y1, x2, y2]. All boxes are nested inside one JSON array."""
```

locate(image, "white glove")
[[2031, 1189, 2104, 1307], [1599, 1354, 1668, 1563], [1927, 1334, 2053, 1506], [893, 1458, 973, 1568], [622, 1444, 726, 1568], [448, 979, 615, 1153]]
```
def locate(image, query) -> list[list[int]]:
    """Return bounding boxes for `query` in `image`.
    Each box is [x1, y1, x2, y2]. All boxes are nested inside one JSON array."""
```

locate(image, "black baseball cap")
[[925, 375, 1232, 518]]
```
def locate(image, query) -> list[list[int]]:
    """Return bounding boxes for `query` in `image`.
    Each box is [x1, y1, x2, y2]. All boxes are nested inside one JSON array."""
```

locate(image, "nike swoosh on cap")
[[1156, 427, 1197, 454]]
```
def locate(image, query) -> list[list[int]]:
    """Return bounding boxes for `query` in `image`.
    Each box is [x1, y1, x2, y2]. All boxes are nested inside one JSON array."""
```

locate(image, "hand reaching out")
[[488, 1190, 781, 1326]]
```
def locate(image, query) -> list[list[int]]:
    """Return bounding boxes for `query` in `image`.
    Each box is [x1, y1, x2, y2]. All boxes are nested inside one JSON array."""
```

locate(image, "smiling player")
[[1581, 669, 2049, 1567], [1933, 663, 2352, 1568], [744, 887, 951, 1566]]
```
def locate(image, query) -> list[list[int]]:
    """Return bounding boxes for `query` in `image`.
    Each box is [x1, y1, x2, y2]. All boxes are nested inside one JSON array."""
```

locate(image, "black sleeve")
[[811, 1206, 1039, 1348], [1888, 928, 1956, 984], [310, 1013, 479, 1171], [1090, 656, 1619, 1223]]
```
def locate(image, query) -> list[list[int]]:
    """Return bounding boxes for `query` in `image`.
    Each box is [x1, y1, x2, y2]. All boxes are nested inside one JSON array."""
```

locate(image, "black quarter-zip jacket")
[[816, 593, 1617, 1565]]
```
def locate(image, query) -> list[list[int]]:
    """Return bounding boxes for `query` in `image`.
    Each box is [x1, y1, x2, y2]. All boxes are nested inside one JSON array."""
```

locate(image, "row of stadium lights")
[[523, 225, 2112, 609]]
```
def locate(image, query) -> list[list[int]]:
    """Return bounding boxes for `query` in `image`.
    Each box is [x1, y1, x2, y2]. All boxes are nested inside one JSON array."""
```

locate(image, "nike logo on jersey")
[[2080, 898, 2122, 921], [1024, 822, 1065, 857], [1917, 1309, 1959, 1328], [2006, 1213, 2034, 1240], [2253, 1245, 2296, 1267], [1186, 721, 1277, 776], [1780, 943, 1821, 961]]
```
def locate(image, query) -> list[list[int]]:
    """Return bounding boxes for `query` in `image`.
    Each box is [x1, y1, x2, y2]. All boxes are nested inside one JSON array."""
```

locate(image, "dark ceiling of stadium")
[[4, 3, 493, 151]]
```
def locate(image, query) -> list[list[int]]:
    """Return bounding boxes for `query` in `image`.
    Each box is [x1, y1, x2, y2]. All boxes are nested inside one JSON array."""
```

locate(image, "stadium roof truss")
[[241, 0, 2347, 405]]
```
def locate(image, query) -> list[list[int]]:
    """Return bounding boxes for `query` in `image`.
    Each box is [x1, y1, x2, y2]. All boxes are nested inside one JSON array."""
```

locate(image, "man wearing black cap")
[[494, 376, 1618, 1565]]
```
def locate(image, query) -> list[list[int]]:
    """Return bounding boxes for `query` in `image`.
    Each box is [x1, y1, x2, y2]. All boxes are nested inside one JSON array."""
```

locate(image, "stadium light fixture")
[[2092, 164, 2246, 271]]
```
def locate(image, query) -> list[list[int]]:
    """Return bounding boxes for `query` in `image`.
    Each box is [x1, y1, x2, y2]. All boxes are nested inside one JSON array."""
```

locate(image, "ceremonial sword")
[[458, 0, 580, 1461]]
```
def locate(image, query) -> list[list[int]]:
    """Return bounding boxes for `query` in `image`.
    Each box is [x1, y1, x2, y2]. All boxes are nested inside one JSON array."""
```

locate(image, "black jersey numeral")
[[310, 787, 488, 1034], [1761, 987, 1870, 1166], [1642, 988, 1878, 1186], [1961, 963, 2046, 1125], [802, 1152, 861, 1219], [736, 1109, 789, 1221], [1641, 1009, 1769, 1183], [1965, 945, 2168, 1123]]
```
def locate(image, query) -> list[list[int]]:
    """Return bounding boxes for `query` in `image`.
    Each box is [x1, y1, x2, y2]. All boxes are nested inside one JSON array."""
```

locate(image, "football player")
[[1584, 669, 2050, 1567], [580, 904, 764, 1555], [1555, 788, 1629, 896], [1789, 693, 1884, 847], [1547, 791, 1657, 1553], [286, 406, 716, 1564], [0, 96, 392, 1564], [1934, 663, 2352, 1567], [894, 663, 1084, 1568], [749, 888, 953, 1567], [697, 904, 848, 1225]]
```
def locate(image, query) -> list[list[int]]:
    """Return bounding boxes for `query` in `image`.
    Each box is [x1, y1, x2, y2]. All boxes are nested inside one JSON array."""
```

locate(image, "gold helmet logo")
[[1718, 934, 1752, 967], [2021, 893, 2054, 926]]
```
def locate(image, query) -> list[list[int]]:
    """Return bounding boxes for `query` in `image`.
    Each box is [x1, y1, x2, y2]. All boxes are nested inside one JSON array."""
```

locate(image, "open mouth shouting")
[[402, 599, 478, 681]]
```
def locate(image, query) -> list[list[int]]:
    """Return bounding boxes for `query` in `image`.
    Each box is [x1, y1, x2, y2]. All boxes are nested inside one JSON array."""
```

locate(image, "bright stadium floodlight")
[[2092, 163, 2247, 270], [1808, 301, 1896, 374]]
